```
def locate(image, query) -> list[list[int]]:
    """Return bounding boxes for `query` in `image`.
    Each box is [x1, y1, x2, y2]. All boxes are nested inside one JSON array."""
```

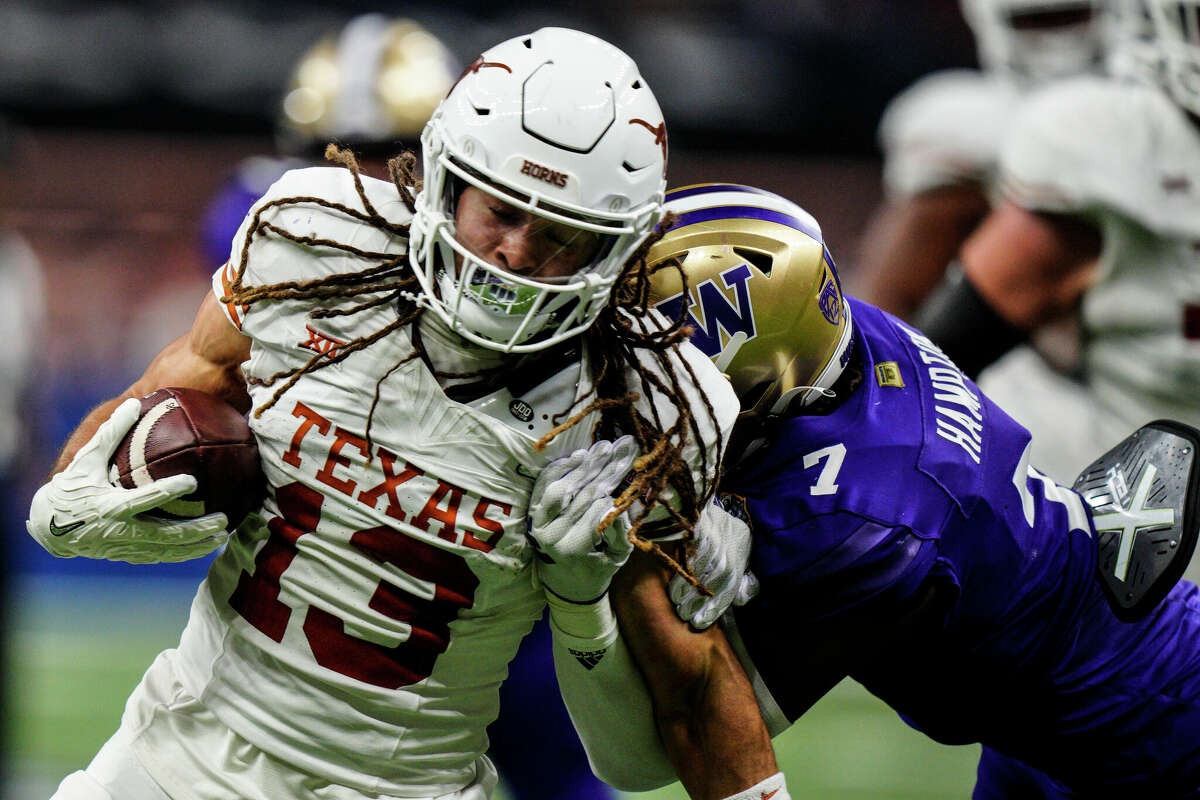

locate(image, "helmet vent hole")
[[523, 37, 533, 48], [472, 105, 491, 116], [733, 247, 774, 276], [632, 80, 641, 89]]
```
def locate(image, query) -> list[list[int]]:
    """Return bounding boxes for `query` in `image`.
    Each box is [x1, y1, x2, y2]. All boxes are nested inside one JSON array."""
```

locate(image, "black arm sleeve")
[[911, 264, 1027, 379]]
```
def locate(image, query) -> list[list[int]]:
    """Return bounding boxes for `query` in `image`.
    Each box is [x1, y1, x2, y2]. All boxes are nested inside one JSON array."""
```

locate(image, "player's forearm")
[[612, 552, 779, 800], [51, 297, 250, 478], [649, 636, 778, 799]]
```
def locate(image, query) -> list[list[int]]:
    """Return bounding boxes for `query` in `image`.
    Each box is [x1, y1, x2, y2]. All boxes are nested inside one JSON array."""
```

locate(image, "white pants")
[[50, 650, 499, 800], [52, 735, 499, 800]]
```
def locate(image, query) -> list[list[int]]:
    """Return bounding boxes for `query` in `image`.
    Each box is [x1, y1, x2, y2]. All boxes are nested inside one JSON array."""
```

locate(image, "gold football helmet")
[[647, 183, 853, 425], [277, 14, 459, 155]]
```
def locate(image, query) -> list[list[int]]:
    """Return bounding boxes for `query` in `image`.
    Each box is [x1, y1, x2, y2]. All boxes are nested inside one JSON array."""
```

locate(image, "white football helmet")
[[961, 0, 1109, 82], [408, 27, 668, 353], [1108, 0, 1163, 84], [1147, 0, 1200, 113], [276, 15, 460, 155]]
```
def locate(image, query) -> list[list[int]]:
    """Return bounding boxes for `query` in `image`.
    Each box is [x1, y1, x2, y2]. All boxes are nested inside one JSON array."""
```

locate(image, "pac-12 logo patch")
[[817, 274, 842, 325], [509, 399, 534, 422]]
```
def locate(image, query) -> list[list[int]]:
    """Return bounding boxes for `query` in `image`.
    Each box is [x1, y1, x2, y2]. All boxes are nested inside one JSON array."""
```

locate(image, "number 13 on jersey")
[[229, 482, 480, 689]]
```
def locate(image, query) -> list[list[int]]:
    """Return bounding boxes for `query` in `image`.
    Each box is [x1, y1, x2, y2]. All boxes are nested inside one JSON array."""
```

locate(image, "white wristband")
[[546, 592, 618, 654], [721, 772, 790, 800]]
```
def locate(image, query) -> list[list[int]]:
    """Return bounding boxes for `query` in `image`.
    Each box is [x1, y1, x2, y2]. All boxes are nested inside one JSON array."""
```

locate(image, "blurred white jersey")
[[981, 76, 1200, 481], [112, 167, 734, 799], [878, 69, 1023, 199], [0, 230, 43, 473]]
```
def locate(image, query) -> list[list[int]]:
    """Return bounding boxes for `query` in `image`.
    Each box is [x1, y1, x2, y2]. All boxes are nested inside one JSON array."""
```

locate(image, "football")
[[109, 387, 264, 528]]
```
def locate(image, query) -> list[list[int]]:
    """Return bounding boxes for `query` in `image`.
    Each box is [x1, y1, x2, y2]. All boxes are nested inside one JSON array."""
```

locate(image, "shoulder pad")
[[999, 77, 1180, 223], [879, 70, 1021, 197], [617, 313, 739, 519], [214, 167, 412, 333], [233, 167, 411, 287]]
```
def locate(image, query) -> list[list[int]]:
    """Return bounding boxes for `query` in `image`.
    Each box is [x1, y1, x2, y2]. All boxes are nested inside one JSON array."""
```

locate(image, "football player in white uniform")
[[200, 20, 615, 799], [913, 3, 1200, 538], [854, 0, 1109, 318], [25, 28, 785, 800]]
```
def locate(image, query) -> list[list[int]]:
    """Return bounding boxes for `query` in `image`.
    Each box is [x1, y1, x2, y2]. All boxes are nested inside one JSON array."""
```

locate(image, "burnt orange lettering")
[[357, 448, 425, 521], [315, 427, 370, 496], [411, 480, 465, 542], [462, 498, 513, 553], [282, 401, 332, 468]]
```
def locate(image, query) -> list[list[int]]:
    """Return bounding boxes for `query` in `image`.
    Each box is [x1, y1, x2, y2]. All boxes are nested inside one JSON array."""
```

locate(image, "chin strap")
[[767, 385, 835, 415]]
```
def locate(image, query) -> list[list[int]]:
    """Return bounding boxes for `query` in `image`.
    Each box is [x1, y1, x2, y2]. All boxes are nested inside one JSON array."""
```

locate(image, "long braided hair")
[[220, 146, 722, 590]]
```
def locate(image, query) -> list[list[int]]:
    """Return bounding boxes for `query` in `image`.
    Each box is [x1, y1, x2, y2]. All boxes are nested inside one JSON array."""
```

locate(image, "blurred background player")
[[200, 14, 458, 264], [852, 0, 1110, 319], [199, 17, 614, 800], [0, 115, 46, 794], [0, 116, 45, 557], [913, 0, 1200, 495], [573, 183, 1200, 798]]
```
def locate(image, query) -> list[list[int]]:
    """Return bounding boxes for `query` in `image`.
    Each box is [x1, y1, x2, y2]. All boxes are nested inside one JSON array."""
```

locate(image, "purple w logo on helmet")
[[654, 263, 756, 358]]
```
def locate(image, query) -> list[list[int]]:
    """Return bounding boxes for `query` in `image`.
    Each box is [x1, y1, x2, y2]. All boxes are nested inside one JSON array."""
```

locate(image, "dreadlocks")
[[218, 146, 722, 592]]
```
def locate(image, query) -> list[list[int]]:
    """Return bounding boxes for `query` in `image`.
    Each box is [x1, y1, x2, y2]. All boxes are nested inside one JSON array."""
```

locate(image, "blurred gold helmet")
[[277, 14, 459, 156], [647, 184, 853, 424]]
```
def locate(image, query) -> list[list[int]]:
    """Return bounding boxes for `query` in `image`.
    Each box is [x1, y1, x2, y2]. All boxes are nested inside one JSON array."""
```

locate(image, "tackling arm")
[[609, 549, 781, 800]]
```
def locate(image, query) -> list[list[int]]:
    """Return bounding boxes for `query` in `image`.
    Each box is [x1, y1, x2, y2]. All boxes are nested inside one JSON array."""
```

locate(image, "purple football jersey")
[[728, 298, 1200, 795]]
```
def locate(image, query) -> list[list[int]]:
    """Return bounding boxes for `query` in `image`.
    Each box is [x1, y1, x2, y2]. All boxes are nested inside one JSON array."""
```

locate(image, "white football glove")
[[26, 398, 230, 564], [527, 435, 639, 604], [669, 497, 759, 629]]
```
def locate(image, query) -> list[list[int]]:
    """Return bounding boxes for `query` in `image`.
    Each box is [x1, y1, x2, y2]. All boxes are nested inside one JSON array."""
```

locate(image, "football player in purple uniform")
[[558, 183, 1200, 799]]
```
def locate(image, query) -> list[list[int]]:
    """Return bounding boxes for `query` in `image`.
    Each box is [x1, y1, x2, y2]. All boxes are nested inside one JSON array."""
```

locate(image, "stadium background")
[[0, 1, 983, 797]]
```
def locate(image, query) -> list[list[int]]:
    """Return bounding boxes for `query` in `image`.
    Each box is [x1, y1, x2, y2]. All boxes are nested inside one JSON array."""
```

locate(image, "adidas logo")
[[569, 647, 607, 670]]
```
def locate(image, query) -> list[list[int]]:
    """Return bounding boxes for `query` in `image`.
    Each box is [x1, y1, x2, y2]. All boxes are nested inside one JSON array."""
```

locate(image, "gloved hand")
[[527, 435, 639, 604], [26, 398, 230, 564], [669, 496, 759, 629]]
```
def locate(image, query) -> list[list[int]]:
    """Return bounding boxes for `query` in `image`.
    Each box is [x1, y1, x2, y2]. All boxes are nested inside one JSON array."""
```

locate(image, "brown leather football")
[[109, 387, 263, 528]]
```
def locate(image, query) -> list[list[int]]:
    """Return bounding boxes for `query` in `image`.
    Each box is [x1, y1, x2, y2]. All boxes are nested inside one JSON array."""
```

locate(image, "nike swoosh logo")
[[48, 517, 86, 537], [761, 790, 780, 800], [515, 463, 537, 480]]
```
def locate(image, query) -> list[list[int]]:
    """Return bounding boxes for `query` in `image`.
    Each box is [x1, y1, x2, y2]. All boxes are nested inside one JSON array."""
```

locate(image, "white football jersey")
[[999, 75, 1200, 435], [878, 69, 1023, 199], [131, 167, 735, 798]]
